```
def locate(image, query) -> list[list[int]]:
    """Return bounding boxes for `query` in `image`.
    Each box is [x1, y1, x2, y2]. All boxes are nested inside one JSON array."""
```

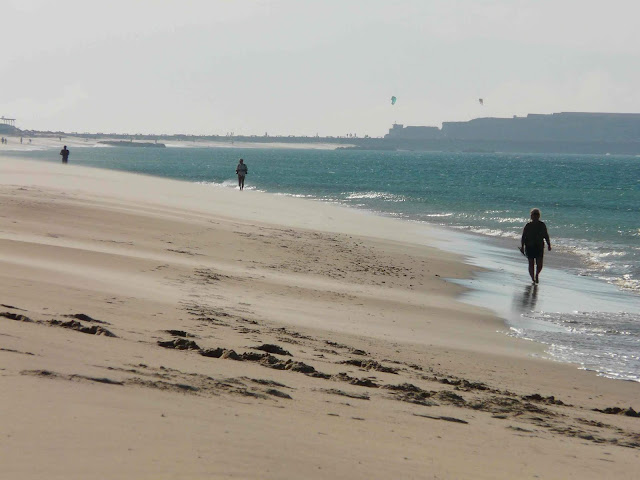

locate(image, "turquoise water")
[[6, 145, 640, 380]]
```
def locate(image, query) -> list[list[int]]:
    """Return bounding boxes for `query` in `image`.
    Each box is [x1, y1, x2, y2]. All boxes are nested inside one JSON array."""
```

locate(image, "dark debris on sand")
[[332, 372, 379, 388], [265, 388, 292, 399], [414, 413, 469, 424], [49, 319, 117, 337], [340, 359, 399, 374], [1, 311, 34, 322], [1, 304, 26, 310], [199, 347, 332, 378], [157, 338, 200, 350], [2, 312, 117, 337], [252, 344, 292, 356], [247, 378, 290, 388], [522, 394, 567, 406], [470, 396, 551, 416], [320, 388, 370, 400], [64, 313, 109, 324], [593, 406, 640, 418], [164, 329, 196, 338], [383, 383, 436, 406]]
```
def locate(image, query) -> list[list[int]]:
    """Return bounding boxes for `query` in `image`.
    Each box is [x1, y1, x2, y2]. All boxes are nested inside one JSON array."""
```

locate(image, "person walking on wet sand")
[[60, 145, 70, 164], [236, 158, 248, 190], [519, 208, 551, 283]]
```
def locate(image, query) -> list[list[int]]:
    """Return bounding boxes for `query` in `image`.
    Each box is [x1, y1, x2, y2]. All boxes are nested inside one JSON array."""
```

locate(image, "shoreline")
[[2, 156, 639, 478], [4, 139, 638, 299], [438, 227, 640, 381], [4, 146, 640, 379], [6, 147, 640, 378]]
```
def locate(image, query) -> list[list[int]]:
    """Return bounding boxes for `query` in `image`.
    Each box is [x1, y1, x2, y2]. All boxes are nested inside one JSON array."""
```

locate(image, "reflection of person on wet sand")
[[519, 208, 551, 283], [518, 283, 539, 312]]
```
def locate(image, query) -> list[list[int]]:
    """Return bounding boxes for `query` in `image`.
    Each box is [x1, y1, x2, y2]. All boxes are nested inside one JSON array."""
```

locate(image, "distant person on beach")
[[236, 158, 248, 190], [60, 145, 70, 164], [519, 208, 551, 283]]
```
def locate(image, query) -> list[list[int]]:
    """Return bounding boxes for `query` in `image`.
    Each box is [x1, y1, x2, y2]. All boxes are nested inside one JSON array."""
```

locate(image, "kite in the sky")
[[391, 96, 397, 105], [479, 98, 484, 106]]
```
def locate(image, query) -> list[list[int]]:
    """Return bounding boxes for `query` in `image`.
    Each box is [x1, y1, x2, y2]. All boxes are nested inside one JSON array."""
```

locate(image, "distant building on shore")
[[386, 123, 440, 140], [386, 112, 640, 143], [383, 112, 640, 154]]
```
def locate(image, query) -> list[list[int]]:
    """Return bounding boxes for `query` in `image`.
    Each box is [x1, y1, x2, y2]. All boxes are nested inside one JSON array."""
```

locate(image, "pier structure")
[[1, 116, 16, 127]]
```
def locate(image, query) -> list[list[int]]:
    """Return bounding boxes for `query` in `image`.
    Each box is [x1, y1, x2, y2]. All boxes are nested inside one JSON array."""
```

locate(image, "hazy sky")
[[2, 0, 639, 136]]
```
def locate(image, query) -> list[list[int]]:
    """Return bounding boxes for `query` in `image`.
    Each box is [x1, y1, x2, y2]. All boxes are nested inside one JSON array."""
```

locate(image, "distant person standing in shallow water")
[[60, 145, 70, 164], [520, 208, 551, 283], [236, 158, 248, 190]]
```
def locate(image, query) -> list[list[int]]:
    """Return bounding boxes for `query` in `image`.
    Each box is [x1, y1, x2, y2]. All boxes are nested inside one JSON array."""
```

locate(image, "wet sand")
[[1, 157, 639, 479]]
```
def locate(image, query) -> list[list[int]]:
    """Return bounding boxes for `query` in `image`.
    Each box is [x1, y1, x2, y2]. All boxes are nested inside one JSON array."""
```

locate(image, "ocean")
[[6, 145, 640, 381]]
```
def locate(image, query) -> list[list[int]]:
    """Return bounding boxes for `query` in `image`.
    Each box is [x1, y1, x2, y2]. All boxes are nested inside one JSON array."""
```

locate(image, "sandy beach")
[[1, 156, 639, 479]]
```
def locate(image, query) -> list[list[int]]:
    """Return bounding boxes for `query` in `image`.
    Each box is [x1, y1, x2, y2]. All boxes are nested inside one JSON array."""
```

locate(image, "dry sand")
[[1, 157, 638, 479]]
